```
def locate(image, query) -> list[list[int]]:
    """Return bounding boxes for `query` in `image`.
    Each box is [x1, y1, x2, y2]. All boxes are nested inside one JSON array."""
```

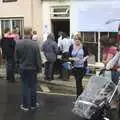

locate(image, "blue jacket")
[[42, 39, 58, 62], [69, 44, 89, 67]]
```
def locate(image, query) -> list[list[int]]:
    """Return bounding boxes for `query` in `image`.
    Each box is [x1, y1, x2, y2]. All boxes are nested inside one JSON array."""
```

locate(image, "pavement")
[[0, 79, 84, 120], [0, 77, 119, 120], [37, 72, 90, 88], [0, 65, 119, 120], [0, 64, 89, 86], [0, 63, 90, 95]]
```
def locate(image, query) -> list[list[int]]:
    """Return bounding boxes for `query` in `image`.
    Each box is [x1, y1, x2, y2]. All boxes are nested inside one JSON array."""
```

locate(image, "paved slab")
[[40, 84, 50, 93]]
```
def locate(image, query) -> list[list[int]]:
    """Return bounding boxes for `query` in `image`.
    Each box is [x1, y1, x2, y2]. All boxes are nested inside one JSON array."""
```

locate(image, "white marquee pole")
[[98, 32, 101, 62]]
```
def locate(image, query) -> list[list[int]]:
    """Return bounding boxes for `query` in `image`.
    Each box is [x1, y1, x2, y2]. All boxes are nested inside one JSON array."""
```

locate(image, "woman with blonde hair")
[[69, 34, 89, 98]]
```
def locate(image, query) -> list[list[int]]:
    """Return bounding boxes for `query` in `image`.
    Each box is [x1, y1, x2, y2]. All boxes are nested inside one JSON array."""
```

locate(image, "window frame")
[[2, 0, 17, 3]]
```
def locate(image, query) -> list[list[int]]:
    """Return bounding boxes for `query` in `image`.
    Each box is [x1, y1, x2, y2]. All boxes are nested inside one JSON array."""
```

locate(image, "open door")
[[51, 19, 70, 41]]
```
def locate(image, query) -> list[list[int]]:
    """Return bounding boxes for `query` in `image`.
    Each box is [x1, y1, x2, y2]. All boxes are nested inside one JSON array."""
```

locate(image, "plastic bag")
[[62, 62, 73, 70], [72, 75, 116, 119]]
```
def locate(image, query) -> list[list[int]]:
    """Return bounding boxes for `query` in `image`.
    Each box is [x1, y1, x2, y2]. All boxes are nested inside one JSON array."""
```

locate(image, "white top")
[[58, 36, 62, 47], [59, 38, 73, 53], [32, 34, 39, 41]]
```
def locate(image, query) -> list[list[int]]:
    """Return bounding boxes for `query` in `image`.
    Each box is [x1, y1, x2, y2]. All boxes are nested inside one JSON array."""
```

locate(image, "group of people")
[[42, 32, 89, 98], [0, 27, 42, 111], [1, 26, 120, 112], [0, 28, 90, 110]]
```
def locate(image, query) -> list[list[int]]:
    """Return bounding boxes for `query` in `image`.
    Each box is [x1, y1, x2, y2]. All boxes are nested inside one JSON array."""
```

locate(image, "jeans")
[[20, 69, 37, 108], [112, 70, 120, 85]]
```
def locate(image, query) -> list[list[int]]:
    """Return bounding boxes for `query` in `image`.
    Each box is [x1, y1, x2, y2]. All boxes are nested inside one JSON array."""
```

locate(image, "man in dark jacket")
[[1, 28, 16, 82], [16, 28, 42, 111], [42, 33, 58, 81]]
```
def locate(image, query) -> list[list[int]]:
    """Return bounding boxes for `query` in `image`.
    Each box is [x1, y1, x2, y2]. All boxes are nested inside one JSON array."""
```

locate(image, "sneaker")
[[31, 102, 40, 110], [103, 117, 110, 120], [20, 104, 29, 112], [36, 102, 40, 107]]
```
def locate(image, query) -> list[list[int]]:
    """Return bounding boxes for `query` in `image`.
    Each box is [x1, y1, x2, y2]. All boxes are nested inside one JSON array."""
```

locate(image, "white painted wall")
[[42, 0, 69, 34], [31, 0, 42, 36], [0, 0, 32, 26], [0, 0, 70, 37]]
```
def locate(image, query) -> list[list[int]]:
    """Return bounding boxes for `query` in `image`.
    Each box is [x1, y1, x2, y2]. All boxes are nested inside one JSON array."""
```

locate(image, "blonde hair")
[[74, 34, 82, 42]]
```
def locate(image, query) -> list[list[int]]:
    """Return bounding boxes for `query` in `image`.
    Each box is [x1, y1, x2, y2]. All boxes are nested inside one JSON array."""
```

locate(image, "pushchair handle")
[[99, 69, 111, 76]]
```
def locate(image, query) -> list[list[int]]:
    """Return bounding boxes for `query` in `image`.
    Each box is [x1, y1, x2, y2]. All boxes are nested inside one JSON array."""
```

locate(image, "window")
[[3, 0, 17, 2], [50, 6, 70, 19], [81, 32, 96, 43], [0, 18, 24, 38]]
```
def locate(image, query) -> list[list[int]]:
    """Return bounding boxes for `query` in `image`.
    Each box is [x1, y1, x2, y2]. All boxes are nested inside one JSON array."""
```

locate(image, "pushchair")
[[73, 70, 120, 120]]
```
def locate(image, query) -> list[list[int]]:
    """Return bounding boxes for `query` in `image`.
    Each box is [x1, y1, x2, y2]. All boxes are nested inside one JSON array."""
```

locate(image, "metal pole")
[[108, 32, 110, 38], [94, 32, 96, 43], [98, 32, 101, 62], [83, 32, 85, 42]]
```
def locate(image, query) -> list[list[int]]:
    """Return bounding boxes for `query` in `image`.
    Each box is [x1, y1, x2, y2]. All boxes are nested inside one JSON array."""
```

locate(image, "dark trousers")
[[112, 70, 120, 85], [6, 57, 15, 82], [44, 61, 54, 80], [73, 67, 86, 98], [20, 69, 37, 108], [55, 59, 63, 78]]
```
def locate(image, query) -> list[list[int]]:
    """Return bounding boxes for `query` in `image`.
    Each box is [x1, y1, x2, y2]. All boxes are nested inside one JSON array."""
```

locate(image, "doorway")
[[51, 19, 70, 41]]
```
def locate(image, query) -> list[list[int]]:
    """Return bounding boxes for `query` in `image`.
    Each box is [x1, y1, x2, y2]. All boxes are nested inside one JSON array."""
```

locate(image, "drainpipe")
[[31, 0, 34, 29]]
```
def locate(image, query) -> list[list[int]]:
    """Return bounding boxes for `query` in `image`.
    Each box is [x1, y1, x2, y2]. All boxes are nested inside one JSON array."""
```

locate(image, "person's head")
[[47, 33, 55, 41], [12, 28, 18, 34], [4, 28, 10, 34], [101, 36, 116, 47], [33, 31, 37, 35], [58, 31, 63, 37], [24, 27, 32, 37], [3, 28, 11, 37], [62, 32, 67, 39], [74, 34, 82, 46]]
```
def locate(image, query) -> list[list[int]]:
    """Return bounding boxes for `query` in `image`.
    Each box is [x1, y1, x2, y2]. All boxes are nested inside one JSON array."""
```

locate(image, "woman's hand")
[[69, 57, 76, 61], [83, 56, 89, 62]]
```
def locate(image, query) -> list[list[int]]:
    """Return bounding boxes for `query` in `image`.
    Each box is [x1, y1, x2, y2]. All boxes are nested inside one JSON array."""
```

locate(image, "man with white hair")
[[42, 33, 58, 81]]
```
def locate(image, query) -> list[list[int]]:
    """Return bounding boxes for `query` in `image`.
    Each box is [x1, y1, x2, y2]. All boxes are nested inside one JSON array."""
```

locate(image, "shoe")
[[103, 117, 110, 120], [72, 101, 75, 104], [20, 104, 29, 112], [31, 106, 36, 110], [31, 102, 40, 110], [36, 102, 40, 107]]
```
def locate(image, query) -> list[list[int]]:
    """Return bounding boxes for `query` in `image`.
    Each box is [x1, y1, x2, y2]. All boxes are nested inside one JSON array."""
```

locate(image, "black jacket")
[[0, 37, 16, 58]]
